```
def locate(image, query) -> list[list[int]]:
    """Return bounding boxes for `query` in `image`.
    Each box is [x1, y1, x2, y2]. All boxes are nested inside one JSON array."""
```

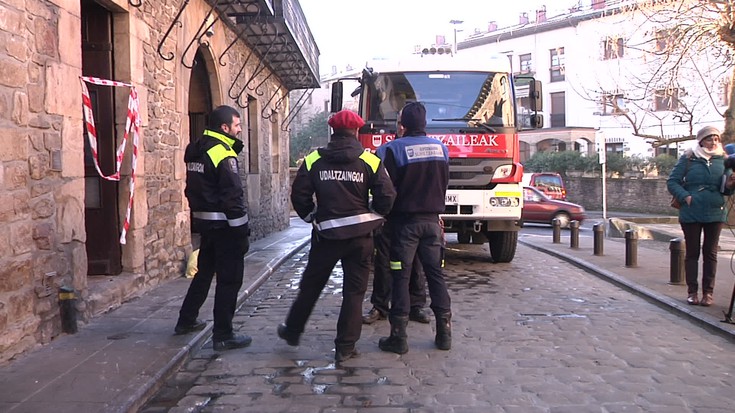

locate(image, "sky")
[[298, 0, 577, 76]]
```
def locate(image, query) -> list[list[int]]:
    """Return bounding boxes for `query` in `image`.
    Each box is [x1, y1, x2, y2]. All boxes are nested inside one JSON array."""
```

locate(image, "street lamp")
[[449, 19, 463, 55]]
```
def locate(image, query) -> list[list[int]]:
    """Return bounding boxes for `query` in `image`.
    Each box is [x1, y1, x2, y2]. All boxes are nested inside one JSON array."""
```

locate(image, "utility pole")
[[450, 20, 463, 55]]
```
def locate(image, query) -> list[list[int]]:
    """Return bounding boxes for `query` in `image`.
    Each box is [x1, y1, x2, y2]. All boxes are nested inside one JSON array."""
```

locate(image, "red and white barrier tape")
[[80, 76, 140, 245]]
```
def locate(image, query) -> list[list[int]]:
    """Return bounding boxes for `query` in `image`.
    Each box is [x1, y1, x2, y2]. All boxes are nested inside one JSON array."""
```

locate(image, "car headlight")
[[492, 165, 514, 179], [489, 197, 520, 207]]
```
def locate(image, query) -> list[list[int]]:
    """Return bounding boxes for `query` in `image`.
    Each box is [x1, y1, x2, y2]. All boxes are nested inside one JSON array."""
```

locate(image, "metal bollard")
[[570, 220, 580, 249], [593, 222, 605, 256], [625, 229, 638, 268], [59, 286, 78, 334], [669, 238, 685, 285], [552, 218, 561, 243]]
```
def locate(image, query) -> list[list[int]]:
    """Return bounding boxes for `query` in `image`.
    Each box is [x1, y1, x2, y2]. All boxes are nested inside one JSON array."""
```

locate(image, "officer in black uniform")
[[377, 102, 452, 354], [175, 105, 252, 351], [277, 109, 396, 362]]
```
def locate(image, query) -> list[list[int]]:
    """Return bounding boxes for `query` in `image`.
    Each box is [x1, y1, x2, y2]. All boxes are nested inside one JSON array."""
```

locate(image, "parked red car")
[[522, 186, 586, 228]]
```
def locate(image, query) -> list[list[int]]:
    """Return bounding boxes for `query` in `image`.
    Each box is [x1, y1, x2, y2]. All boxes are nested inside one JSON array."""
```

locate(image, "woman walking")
[[668, 126, 735, 306]]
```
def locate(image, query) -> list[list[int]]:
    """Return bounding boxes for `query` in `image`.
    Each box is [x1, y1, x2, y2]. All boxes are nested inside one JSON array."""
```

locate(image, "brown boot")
[[687, 293, 699, 305], [700, 293, 713, 307]]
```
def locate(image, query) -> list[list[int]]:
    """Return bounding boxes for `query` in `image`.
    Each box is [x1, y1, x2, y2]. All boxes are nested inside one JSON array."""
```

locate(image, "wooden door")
[[81, 1, 121, 275]]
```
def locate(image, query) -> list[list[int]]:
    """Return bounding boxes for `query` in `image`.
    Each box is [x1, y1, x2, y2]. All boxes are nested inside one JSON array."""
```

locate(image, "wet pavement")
[[140, 226, 735, 412], [2, 213, 735, 412]]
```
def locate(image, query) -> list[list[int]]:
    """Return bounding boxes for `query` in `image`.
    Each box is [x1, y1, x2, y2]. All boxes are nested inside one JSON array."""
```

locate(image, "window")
[[549, 47, 565, 82], [271, 112, 280, 174], [602, 37, 624, 60], [602, 93, 626, 115], [519, 53, 532, 73], [550, 92, 565, 127], [655, 30, 670, 53], [246, 95, 259, 173], [653, 88, 681, 112], [607, 143, 623, 153]]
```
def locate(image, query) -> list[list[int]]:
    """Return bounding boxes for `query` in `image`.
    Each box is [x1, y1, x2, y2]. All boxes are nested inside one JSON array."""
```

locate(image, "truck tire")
[[457, 232, 471, 244], [485, 231, 518, 263]]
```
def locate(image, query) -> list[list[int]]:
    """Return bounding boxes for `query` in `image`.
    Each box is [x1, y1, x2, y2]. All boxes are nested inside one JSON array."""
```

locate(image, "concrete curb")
[[607, 216, 680, 242], [118, 234, 311, 413], [519, 238, 735, 344]]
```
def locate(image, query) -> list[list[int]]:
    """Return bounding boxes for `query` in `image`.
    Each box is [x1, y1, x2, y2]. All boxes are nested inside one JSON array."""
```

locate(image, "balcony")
[[212, 0, 320, 90]]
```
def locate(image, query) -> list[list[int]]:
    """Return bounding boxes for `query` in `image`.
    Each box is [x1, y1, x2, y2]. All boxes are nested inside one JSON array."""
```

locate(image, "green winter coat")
[[667, 151, 732, 223]]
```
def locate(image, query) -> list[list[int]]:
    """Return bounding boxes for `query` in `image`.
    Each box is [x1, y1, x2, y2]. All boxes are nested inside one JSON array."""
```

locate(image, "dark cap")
[[399, 102, 427, 133], [328, 110, 365, 130]]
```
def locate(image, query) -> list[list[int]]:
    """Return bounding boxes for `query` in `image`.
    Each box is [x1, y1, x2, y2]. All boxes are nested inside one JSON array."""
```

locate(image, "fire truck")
[[329, 53, 543, 262]]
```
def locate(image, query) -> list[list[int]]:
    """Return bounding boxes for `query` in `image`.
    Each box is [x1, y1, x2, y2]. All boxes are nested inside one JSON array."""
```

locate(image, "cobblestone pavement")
[[141, 243, 735, 413]]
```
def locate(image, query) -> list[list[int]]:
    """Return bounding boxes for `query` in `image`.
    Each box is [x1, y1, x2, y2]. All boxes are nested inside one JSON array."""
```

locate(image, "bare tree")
[[627, 0, 735, 142], [573, 0, 734, 147]]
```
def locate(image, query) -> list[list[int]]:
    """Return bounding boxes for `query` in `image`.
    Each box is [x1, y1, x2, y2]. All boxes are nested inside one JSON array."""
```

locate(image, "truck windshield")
[[365, 71, 514, 128]]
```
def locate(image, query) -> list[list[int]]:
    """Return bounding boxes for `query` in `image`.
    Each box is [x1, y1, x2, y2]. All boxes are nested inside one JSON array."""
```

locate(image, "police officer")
[[175, 105, 252, 351], [363, 111, 431, 326], [377, 102, 452, 354], [277, 109, 396, 362]]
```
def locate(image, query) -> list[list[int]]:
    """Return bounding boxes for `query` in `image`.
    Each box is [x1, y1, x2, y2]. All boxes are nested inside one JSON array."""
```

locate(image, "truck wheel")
[[485, 231, 518, 263], [457, 232, 471, 244]]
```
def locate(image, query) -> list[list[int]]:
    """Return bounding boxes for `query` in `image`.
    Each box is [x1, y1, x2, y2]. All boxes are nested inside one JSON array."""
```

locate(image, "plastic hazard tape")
[[80, 76, 140, 245]]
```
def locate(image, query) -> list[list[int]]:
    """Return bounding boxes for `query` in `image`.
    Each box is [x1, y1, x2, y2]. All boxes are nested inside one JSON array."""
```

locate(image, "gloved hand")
[[233, 223, 250, 255]]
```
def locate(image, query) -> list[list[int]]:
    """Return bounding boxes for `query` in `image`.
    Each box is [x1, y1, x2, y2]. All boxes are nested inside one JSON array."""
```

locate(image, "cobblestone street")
[[142, 243, 735, 413]]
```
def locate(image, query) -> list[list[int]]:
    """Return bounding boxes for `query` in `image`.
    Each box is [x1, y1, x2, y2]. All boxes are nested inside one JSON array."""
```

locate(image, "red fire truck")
[[329, 53, 543, 262]]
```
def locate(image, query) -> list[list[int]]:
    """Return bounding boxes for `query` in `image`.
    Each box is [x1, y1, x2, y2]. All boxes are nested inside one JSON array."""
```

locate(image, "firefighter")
[[175, 105, 252, 352], [377, 101, 452, 354], [277, 109, 396, 363]]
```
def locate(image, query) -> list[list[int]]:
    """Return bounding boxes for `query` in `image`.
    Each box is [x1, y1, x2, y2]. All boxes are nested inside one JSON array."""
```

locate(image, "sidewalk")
[[0, 218, 313, 413], [520, 215, 735, 342]]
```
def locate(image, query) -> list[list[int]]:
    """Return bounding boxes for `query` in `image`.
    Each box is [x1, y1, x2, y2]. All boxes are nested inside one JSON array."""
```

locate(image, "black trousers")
[[285, 230, 373, 351], [371, 221, 427, 315], [178, 227, 245, 341], [389, 217, 451, 317], [680, 222, 722, 295]]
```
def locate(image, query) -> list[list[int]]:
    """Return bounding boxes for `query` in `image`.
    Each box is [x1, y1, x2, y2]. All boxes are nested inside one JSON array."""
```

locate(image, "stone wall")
[[564, 176, 673, 214], [0, 0, 294, 363]]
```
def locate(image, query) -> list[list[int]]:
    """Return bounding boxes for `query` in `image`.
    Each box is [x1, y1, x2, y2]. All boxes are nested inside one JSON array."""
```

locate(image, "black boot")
[[378, 315, 409, 354], [434, 311, 452, 350]]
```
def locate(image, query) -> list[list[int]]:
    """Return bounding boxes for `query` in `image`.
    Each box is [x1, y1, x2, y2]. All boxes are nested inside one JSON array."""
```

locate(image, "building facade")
[[0, 0, 319, 362], [458, 0, 730, 160]]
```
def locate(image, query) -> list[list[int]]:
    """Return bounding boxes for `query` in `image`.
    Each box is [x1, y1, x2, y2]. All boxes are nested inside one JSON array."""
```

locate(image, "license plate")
[[445, 194, 458, 204]]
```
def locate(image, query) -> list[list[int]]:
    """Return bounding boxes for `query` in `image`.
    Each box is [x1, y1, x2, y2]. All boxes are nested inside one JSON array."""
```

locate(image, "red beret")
[[328, 110, 365, 129]]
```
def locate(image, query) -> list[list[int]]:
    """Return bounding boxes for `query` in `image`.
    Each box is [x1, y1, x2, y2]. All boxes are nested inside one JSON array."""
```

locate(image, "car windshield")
[[524, 187, 548, 202], [365, 71, 515, 128]]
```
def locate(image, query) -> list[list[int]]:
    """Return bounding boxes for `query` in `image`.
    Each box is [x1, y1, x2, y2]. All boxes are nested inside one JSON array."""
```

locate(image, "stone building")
[[0, 0, 319, 363]]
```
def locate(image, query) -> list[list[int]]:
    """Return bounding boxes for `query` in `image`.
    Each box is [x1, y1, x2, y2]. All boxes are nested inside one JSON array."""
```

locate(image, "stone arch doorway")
[[188, 47, 222, 142], [187, 47, 221, 248], [537, 138, 566, 152]]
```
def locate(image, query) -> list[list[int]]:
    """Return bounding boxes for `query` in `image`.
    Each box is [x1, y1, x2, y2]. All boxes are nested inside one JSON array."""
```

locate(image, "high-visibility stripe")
[[390, 261, 402, 270], [315, 212, 383, 231], [359, 151, 381, 173], [192, 211, 249, 226], [227, 215, 249, 227], [203, 129, 236, 147], [193, 211, 227, 220], [207, 144, 235, 168], [304, 150, 321, 171]]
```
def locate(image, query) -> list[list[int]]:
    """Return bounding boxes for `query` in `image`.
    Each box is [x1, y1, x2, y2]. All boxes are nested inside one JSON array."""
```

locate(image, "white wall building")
[[458, 0, 731, 159]]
